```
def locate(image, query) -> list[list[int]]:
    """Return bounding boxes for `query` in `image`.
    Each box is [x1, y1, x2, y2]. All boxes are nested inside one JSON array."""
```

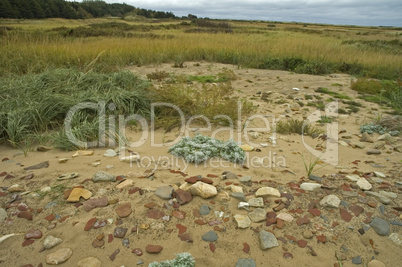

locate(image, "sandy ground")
[[0, 62, 401, 266]]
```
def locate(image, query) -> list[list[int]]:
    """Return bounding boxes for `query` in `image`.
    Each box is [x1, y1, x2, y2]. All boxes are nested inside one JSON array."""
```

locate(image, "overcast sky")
[[104, 0, 402, 26]]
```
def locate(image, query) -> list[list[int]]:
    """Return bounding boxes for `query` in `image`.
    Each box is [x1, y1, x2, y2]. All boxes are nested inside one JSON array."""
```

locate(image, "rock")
[[276, 213, 294, 222], [240, 144, 254, 152], [202, 231, 218, 242], [0, 208, 7, 223], [174, 189, 193, 205], [320, 194, 341, 208], [116, 179, 134, 189], [248, 197, 264, 207], [178, 233, 193, 243], [92, 171, 116, 182], [297, 240, 307, 248], [83, 197, 108, 211], [24, 161, 49, 171], [114, 227, 128, 238], [356, 178, 372, 190], [57, 173, 79, 180], [360, 132, 374, 143], [120, 154, 140, 162], [17, 211, 33, 220], [370, 217, 390, 236], [379, 190, 397, 199], [24, 229, 42, 239], [309, 174, 322, 182], [374, 171, 386, 178], [300, 183, 321, 191], [46, 248, 72, 265], [229, 185, 243, 193], [388, 233, 402, 246], [340, 208, 353, 222], [77, 257, 101, 267], [36, 145, 52, 152], [235, 258, 256, 267], [132, 248, 143, 256], [146, 245, 163, 254], [248, 208, 266, 223], [367, 260, 386, 267], [349, 204, 364, 216], [302, 230, 313, 239], [259, 230, 278, 250], [116, 203, 132, 218], [58, 158, 70, 163], [365, 192, 391, 204], [155, 186, 174, 199], [8, 184, 24, 192], [66, 188, 92, 202], [346, 175, 360, 182], [367, 149, 381, 155], [238, 176, 252, 183], [222, 171, 237, 179], [103, 149, 117, 157], [199, 204, 210, 216], [43, 236, 63, 250], [352, 256, 362, 264], [189, 182, 217, 199], [231, 192, 246, 201], [109, 249, 120, 261], [255, 187, 280, 197]]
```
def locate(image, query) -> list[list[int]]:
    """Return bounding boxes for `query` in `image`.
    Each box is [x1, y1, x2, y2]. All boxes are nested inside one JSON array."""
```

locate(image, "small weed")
[[301, 154, 324, 177], [337, 108, 348, 114], [275, 119, 324, 136], [147, 70, 170, 81], [305, 94, 313, 100], [332, 83, 342, 86], [315, 87, 351, 100], [317, 115, 335, 124]]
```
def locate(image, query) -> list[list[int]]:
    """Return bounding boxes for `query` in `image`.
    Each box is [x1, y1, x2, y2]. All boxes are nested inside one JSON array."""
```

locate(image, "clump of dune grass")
[[275, 119, 324, 136]]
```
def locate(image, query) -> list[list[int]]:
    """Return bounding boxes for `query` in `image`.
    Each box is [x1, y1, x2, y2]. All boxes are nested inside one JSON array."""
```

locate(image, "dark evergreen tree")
[[0, 0, 17, 18]]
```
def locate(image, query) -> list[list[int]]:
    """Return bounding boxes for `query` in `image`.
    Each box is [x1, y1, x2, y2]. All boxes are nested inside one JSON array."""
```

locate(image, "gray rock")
[[388, 233, 402, 246], [155, 186, 174, 200], [43, 235, 63, 249], [352, 256, 362, 265], [379, 190, 397, 199], [300, 182, 321, 191], [367, 149, 381, 155], [340, 200, 349, 207], [370, 217, 390, 236], [248, 197, 264, 207], [234, 214, 251, 228], [231, 192, 246, 202], [235, 258, 256, 267], [0, 208, 7, 223], [390, 220, 402, 226], [238, 176, 252, 183], [320, 194, 341, 208], [259, 230, 278, 250], [309, 174, 322, 182], [103, 149, 117, 157], [199, 204, 210, 216], [223, 171, 237, 179], [365, 192, 391, 204], [360, 132, 374, 143], [379, 205, 385, 214], [92, 171, 116, 182], [371, 178, 383, 184], [248, 208, 266, 223], [202, 231, 218, 242]]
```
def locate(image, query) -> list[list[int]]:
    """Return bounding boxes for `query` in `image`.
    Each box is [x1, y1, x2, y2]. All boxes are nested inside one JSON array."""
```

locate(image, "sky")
[[104, 0, 402, 26]]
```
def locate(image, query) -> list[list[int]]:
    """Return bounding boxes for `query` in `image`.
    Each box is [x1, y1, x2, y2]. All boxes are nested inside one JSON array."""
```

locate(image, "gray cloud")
[[107, 0, 402, 26]]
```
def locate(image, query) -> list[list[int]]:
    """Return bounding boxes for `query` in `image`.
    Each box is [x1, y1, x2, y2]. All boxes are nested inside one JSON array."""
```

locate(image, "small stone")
[[370, 217, 390, 236], [92, 239, 104, 248], [189, 182, 217, 199], [300, 183, 321, 191], [302, 230, 313, 239], [367, 149, 381, 155], [77, 257, 101, 267], [58, 158, 70, 163], [103, 149, 117, 157], [25, 229, 42, 239], [116, 179, 134, 189], [388, 233, 402, 246], [296, 216, 310, 226], [283, 252, 293, 259], [238, 176, 252, 183], [7, 184, 24, 192], [234, 214, 251, 228], [316, 234, 327, 243], [83, 197, 108, 211], [172, 210, 186, 219], [199, 204, 210, 216], [276, 218, 285, 229], [308, 208, 321, 216], [132, 248, 143, 256], [248, 208, 266, 223], [116, 203, 132, 218], [66, 188, 92, 202], [176, 224, 187, 234], [155, 186, 174, 199], [178, 233, 193, 242], [309, 174, 322, 182], [235, 258, 256, 267], [356, 178, 372, 191], [222, 171, 237, 179], [276, 213, 293, 222], [255, 187, 281, 197], [92, 171, 116, 182], [360, 132, 374, 143], [352, 256, 362, 265], [243, 242, 250, 253], [259, 230, 278, 250], [146, 245, 163, 254], [231, 192, 246, 201], [109, 249, 120, 261], [202, 231, 218, 242], [43, 236, 63, 249], [0, 208, 7, 223], [379, 190, 397, 199], [114, 227, 128, 238], [367, 260, 385, 267], [22, 239, 35, 247], [349, 204, 364, 217], [340, 208, 353, 222], [248, 197, 264, 207], [346, 175, 360, 182], [320, 194, 341, 208], [17, 211, 33, 220], [36, 145, 52, 152], [147, 209, 166, 220], [174, 189, 193, 205], [46, 248, 73, 265], [297, 240, 307, 248], [374, 171, 386, 178]]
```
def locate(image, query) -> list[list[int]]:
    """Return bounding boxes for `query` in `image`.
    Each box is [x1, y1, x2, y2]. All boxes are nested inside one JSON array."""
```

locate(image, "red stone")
[[84, 217, 97, 231], [185, 176, 200, 183], [316, 234, 327, 243], [296, 209, 304, 214], [296, 216, 310, 226], [332, 222, 339, 228], [174, 189, 192, 205], [109, 249, 120, 261], [4, 174, 14, 179], [209, 242, 216, 252], [2, 157, 9, 162], [24, 229, 42, 239], [17, 203, 29, 211], [115, 203, 132, 218], [129, 187, 140, 194], [341, 184, 352, 191], [285, 235, 297, 242], [207, 174, 218, 178], [297, 240, 308, 248], [214, 226, 223, 232], [59, 215, 69, 223], [132, 248, 143, 256], [178, 233, 193, 242], [22, 239, 35, 247], [308, 208, 321, 217], [176, 224, 187, 234], [340, 208, 353, 222], [17, 211, 32, 220], [243, 243, 250, 253], [0, 192, 7, 197], [349, 204, 364, 217], [144, 202, 157, 209], [283, 252, 293, 259], [194, 219, 207, 225], [92, 239, 105, 248], [276, 218, 285, 229], [63, 189, 72, 199], [108, 234, 113, 243], [266, 211, 277, 219], [172, 210, 186, 220], [200, 178, 213, 184], [266, 218, 276, 226], [146, 245, 163, 254], [0, 171, 7, 176], [147, 209, 165, 219], [368, 202, 377, 208]]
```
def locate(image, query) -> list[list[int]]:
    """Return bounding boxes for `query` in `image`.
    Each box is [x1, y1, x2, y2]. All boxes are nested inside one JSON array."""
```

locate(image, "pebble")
[[109, 249, 120, 261], [374, 171, 386, 178], [367, 260, 385, 267], [25, 229, 42, 239], [189, 182, 217, 198], [0, 208, 7, 223], [155, 186, 174, 199], [248, 197, 264, 207], [178, 233, 193, 242], [92, 171, 116, 182], [17, 211, 33, 220], [370, 217, 390, 236], [276, 213, 294, 222], [346, 175, 360, 182], [360, 132, 374, 143], [116, 203, 132, 218], [259, 230, 278, 250], [174, 189, 193, 205], [84, 218, 97, 231], [340, 208, 353, 222], [349, 204, 364, 217], [202, 231, 218, 242], [388, 233, 402, 246], [248, 208, 267, 223], [66, 188, 92, 202], [116, 179, 134, 189], [199, 204, 210, 215], [132, 248, 143, 256], [320, 194, 341, 208], [352, 256, 362, 264], [103, 149, 117, 157], [7, 184, 24, 192], [43, 236, 63, 250], [255, 187, 281, 197], [367, 149, 381, 155], [365, 192, 391, 205], [356, 178, 372, 191], [222, 171, 237, 179], [235, 258, 256, 267], [238, 176, 252, 183], [231, 192, 246, 201], [83, 197, 108, 211], [77, 257, 101, 267], [46, 248, 73, 265], [300, 183, 321, 191], [114, 227, 128, 238], [309, 174, 322, 182], [146, 245, 163, 254], [379, 190, 397, 199]]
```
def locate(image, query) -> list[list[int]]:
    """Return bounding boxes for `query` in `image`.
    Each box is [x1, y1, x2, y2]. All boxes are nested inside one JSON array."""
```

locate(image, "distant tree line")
[[0, 0, 177, 19]]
